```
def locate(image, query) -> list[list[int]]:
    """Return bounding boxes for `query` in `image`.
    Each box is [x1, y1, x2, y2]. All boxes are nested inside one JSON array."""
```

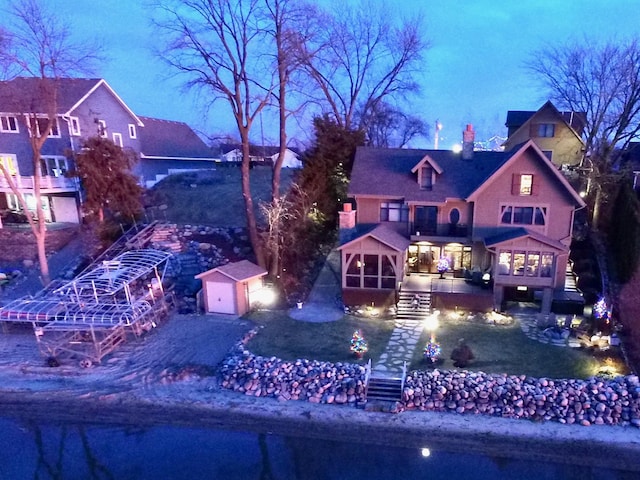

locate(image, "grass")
[[148, 166, 296, 226], [409, 315, 610, 379], [243, 309, 629, 380], [244, 310, 395, 365]]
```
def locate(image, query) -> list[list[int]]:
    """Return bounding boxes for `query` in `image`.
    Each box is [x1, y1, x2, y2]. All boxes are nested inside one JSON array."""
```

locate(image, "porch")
[[0, 175, 79, 193], [400, 273, 494, 311]]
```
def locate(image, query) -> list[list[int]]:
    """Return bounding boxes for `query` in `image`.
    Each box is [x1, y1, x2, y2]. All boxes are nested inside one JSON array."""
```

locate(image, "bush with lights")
[[423, 341, 442, 363], [437, 257, 449, 278], [350, 330, 368, 357]]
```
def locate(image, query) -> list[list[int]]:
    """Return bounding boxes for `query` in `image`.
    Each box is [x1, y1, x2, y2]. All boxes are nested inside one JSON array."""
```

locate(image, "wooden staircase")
[[396, 291, 431, 321]]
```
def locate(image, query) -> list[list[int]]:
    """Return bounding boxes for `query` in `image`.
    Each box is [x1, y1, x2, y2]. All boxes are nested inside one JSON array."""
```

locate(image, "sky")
[[3, 0, 639, 150]]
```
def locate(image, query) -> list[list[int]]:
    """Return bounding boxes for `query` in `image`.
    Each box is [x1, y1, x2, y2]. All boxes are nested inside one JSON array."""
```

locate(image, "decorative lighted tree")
[[423, 341, 442, 363], [437, 257, 450, 278], [350, 330, 368, 357]]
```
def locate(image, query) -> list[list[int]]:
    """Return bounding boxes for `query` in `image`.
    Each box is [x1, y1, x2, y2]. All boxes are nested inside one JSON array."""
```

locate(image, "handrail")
[[401, 361, 407, 391], [364, 358, 372, 386]]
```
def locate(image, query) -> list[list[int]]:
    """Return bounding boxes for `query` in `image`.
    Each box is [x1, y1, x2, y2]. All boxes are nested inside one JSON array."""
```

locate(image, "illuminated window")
[[520, 174, 533, 195], [0, 154, 17, 176], [513, 251, 526, 276], [498, 251, 511, 275]]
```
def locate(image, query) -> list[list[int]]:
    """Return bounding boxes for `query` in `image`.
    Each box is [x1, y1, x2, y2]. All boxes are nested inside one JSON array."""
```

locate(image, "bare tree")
[[359, 101, 428, 148], [153, 0, 279, 268], [528, 37, 640, 228], [296, 0, 427, 131], [0, 0, 100, 285]]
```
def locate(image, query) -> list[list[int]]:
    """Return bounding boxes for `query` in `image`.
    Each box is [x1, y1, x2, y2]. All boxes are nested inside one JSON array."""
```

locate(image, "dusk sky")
[[5, 0, 640, 149]]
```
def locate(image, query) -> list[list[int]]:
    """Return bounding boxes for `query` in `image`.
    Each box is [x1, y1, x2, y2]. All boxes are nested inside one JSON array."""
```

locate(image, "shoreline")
[[2, 383, 640, 472]]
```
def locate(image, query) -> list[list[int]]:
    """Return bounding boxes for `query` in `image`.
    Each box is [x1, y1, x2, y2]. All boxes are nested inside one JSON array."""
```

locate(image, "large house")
[[503, 100, 585, 169], [339, 125, 586, 314], [0, 77, 216, 223]]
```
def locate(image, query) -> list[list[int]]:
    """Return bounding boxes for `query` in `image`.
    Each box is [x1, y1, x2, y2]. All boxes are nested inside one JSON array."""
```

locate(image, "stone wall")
[[219, 329, 640, 427]]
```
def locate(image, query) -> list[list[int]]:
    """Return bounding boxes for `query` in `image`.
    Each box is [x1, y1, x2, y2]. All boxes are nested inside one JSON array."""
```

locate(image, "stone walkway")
[[374, 318, 424, 375]]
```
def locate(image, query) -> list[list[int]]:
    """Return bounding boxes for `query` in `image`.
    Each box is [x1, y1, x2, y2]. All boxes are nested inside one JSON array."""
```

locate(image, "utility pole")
[[434, 120, 442, 149]]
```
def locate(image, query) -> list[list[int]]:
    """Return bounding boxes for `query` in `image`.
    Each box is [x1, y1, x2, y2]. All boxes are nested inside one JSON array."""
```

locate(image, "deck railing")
[[0, 175, 79, 192]]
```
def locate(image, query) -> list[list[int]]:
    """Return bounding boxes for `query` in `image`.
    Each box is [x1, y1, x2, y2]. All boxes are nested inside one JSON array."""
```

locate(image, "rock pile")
[[401, 369, 640, 427], [219, 332, 367, 405]]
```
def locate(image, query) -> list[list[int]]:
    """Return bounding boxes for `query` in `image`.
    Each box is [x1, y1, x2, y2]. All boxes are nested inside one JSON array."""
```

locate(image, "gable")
[[485, 228, 567, 252], [339, 224, 410, 252], [467, 140, 585, 208], [67, 80, 143, 126]]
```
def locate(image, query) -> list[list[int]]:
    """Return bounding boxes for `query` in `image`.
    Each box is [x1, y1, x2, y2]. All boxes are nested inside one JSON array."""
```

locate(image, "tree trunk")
[[240, 132, 266, 268]]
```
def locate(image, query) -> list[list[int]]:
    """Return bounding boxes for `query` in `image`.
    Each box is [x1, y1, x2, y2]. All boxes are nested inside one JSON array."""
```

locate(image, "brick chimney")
[[462, 124, 475, 160], [339, 202, 357, 243]]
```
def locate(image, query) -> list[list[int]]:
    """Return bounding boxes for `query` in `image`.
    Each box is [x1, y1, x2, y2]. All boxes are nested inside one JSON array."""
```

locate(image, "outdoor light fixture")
[[421, 448, 431, 458], [517, 286, 528, 291]]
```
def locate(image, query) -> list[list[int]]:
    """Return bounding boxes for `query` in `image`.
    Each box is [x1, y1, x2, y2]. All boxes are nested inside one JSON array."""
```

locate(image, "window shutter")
[[531, 174, 539, 196], [511, 174, 520, 195]]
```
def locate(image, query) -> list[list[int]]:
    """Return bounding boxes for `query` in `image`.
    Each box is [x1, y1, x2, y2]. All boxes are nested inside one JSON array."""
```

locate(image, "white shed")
[[195, 260, 267, 315]]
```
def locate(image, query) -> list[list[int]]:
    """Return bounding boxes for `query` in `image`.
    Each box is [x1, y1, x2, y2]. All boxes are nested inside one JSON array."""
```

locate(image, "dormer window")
[[420, 166, 433, 190]]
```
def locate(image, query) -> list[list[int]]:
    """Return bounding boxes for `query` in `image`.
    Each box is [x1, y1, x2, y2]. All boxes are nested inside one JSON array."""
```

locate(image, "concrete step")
[[366, 377, 403, 402]]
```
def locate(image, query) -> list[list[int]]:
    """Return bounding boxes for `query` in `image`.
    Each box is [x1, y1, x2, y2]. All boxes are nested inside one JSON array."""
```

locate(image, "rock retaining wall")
[[219, 329, 640, 427]]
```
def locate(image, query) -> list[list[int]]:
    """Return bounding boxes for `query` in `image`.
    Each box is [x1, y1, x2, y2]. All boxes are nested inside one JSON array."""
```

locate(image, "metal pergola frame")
[[0, 248, 176, 365]]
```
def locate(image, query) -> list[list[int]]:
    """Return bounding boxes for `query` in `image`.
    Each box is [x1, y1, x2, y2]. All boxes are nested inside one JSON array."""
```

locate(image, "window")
[[380, 201, 408, 222], [519, 174, 533, 195], [501, 205, 546, 226], [497, 249, 554, 278], [113, 132, 123, 147], [40, 156, 68, 177], [533, 123, 555, 137], [420, 166, 433, 189], [69, 116, 81, 136], [0, 154, 17, 176], [363, 254, 379, 288], [0, 115, 19, 133], [128, 124, 137, 139], [346, 254, 362, 288], [97, 120, 107, 138], [345, 252, 398, 289], [27, 115, 60, 137]]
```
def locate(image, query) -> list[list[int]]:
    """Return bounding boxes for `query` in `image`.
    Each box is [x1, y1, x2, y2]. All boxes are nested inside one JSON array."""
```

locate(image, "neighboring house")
[[503, 100, 586, 169], [219, 144, 302, 168], [137, 116, 218, 188], [0, 77, 216, 222], [339, 125, 586, 314]]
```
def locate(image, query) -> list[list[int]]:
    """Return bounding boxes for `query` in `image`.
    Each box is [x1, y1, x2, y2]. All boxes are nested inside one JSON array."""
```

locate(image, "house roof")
[[139, 116, 216, 160], [484, 227, 568, 252], [195, 260, 267, 282], [349, 146, 507, 202], [505, 100, 587, 140], [338, 224, 411, 252], [467, 140, 586, 207], [0, 77, 143, 125]]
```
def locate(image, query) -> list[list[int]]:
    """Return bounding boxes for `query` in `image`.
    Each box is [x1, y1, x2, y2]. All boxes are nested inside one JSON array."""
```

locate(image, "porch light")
[[517, 286, 528, 291], [482, 273, 490, 282], [421, 447, 431, 458], [255, 286, 277, 305]]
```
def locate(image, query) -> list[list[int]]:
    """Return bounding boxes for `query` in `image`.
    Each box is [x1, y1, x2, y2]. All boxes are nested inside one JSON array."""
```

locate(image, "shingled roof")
[[349, 146, 509, 202], [0, 77, 101, 113], [138, 116, 215, 159], [505, 100, 586, 136]]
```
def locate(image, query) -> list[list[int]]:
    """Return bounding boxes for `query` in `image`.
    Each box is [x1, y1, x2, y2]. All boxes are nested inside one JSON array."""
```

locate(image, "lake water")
[[0, 416, 632, 480]]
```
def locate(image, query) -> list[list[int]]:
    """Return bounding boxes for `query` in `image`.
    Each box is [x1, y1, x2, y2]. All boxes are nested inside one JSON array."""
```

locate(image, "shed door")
[[206, 281, 236, 314]]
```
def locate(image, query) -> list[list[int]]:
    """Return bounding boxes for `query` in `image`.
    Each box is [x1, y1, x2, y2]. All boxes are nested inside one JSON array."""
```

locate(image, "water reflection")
[[0, 417, 632, 480]]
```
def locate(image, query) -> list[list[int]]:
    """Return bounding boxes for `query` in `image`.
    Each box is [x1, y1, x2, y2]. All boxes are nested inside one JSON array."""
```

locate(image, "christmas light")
[[594, 297, 609, 320], [424, 341, 441, 362], [350, 329, 368, 356]]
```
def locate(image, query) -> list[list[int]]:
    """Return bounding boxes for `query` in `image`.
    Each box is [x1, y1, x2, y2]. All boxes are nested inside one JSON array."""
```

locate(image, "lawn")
[[147, 166, 296, 226], [243, 309, 629, 380], [244, 310, 395, 365]]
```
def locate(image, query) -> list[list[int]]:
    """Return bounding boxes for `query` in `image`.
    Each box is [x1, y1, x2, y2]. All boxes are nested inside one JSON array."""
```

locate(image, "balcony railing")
[[412, 223, 469, 238], [0, 175, 79, 192]]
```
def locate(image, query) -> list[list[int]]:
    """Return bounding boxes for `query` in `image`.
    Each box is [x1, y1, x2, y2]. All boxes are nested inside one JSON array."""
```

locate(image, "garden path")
[[373, 318, 424, 375]]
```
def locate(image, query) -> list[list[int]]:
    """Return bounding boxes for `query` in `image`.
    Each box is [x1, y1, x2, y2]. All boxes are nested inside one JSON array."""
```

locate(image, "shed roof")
[[196, 260, 267, 282], [338, 224, 411, 252]]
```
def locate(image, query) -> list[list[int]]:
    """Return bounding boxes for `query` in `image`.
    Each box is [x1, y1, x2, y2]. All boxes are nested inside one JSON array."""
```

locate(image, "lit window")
[[0, 154, 17, 175], [0, 115, 19, 133], [520, 174, 533, 195], [498, 251, 511, 275]]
